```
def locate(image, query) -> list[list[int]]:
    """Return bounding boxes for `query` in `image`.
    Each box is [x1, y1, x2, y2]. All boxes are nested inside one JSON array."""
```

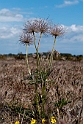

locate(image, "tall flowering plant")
[[20, 18, 64, 123]]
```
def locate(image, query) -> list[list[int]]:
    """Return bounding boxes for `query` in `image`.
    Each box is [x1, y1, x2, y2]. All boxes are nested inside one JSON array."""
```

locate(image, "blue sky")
[[0, 0, 83, 55]]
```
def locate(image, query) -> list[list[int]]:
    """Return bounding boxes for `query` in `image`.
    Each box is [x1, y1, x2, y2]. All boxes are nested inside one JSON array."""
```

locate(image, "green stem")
[[50, 37, 56, 66], [33, 32, 44, 119], [36, 32, 42, 69], [26, 44, 31, 75], [42, 82, 46, 118], [33, 33, 37, 50], [33, 33, 42, 118], [33, 33, 39, 69]]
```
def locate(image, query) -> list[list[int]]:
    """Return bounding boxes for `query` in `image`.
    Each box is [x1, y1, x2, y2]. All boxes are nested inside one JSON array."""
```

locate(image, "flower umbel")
[[24, 20, 39, 34], [14, 121, 20, 124], [20, 33, 33, 45], [50, 25, 64, 38], [24, 18, 49, 35], [38, 19, 49, 34], [30, 118, 36, 124], [50, 116, 56, 124]]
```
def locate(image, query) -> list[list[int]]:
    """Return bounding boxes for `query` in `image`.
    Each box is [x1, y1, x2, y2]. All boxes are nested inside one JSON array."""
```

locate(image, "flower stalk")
[[50, 36, 56, 66], [26, 44, 31, 75]]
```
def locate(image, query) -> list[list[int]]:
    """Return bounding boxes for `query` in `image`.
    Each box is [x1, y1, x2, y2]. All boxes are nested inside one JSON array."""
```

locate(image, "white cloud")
[[0, 26, 21, 39], [56, 0, 79, 8], [0, 8, 24, 22], [64, 0, 79, 5], [61, 24, 83, 43], [66, 24, 83, 32]]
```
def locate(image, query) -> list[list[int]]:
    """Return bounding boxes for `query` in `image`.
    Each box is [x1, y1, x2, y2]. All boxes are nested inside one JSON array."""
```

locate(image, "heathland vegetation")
[[0, 52, 83, 61], [0, 18, 83, 124]]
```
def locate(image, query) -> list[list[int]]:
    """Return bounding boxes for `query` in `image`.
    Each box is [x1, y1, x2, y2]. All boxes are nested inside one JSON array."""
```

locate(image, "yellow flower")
[[30, 118, 36, 124], [42, 118, 46, 124], [14, 121, 20, 124], [50, 116, 56, 124]]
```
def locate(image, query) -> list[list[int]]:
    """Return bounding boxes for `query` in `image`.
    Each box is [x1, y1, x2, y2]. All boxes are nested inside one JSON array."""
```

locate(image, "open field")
[[0, 57, 83, 124]]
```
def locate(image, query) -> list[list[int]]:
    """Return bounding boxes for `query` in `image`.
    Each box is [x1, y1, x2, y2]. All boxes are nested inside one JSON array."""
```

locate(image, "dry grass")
[[0, 57, 83, 124]]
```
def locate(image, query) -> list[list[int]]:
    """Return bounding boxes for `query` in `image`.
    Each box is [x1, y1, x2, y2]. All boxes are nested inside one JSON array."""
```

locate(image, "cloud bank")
[[0, 8, 24, 22], [56, 0, 79, 8], [63, 24, 83, 43]]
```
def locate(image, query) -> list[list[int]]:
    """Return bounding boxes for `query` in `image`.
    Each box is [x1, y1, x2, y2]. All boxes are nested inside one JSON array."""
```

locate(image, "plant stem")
[[50, 37, 56, 66], [26, 44, 31, 75]]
